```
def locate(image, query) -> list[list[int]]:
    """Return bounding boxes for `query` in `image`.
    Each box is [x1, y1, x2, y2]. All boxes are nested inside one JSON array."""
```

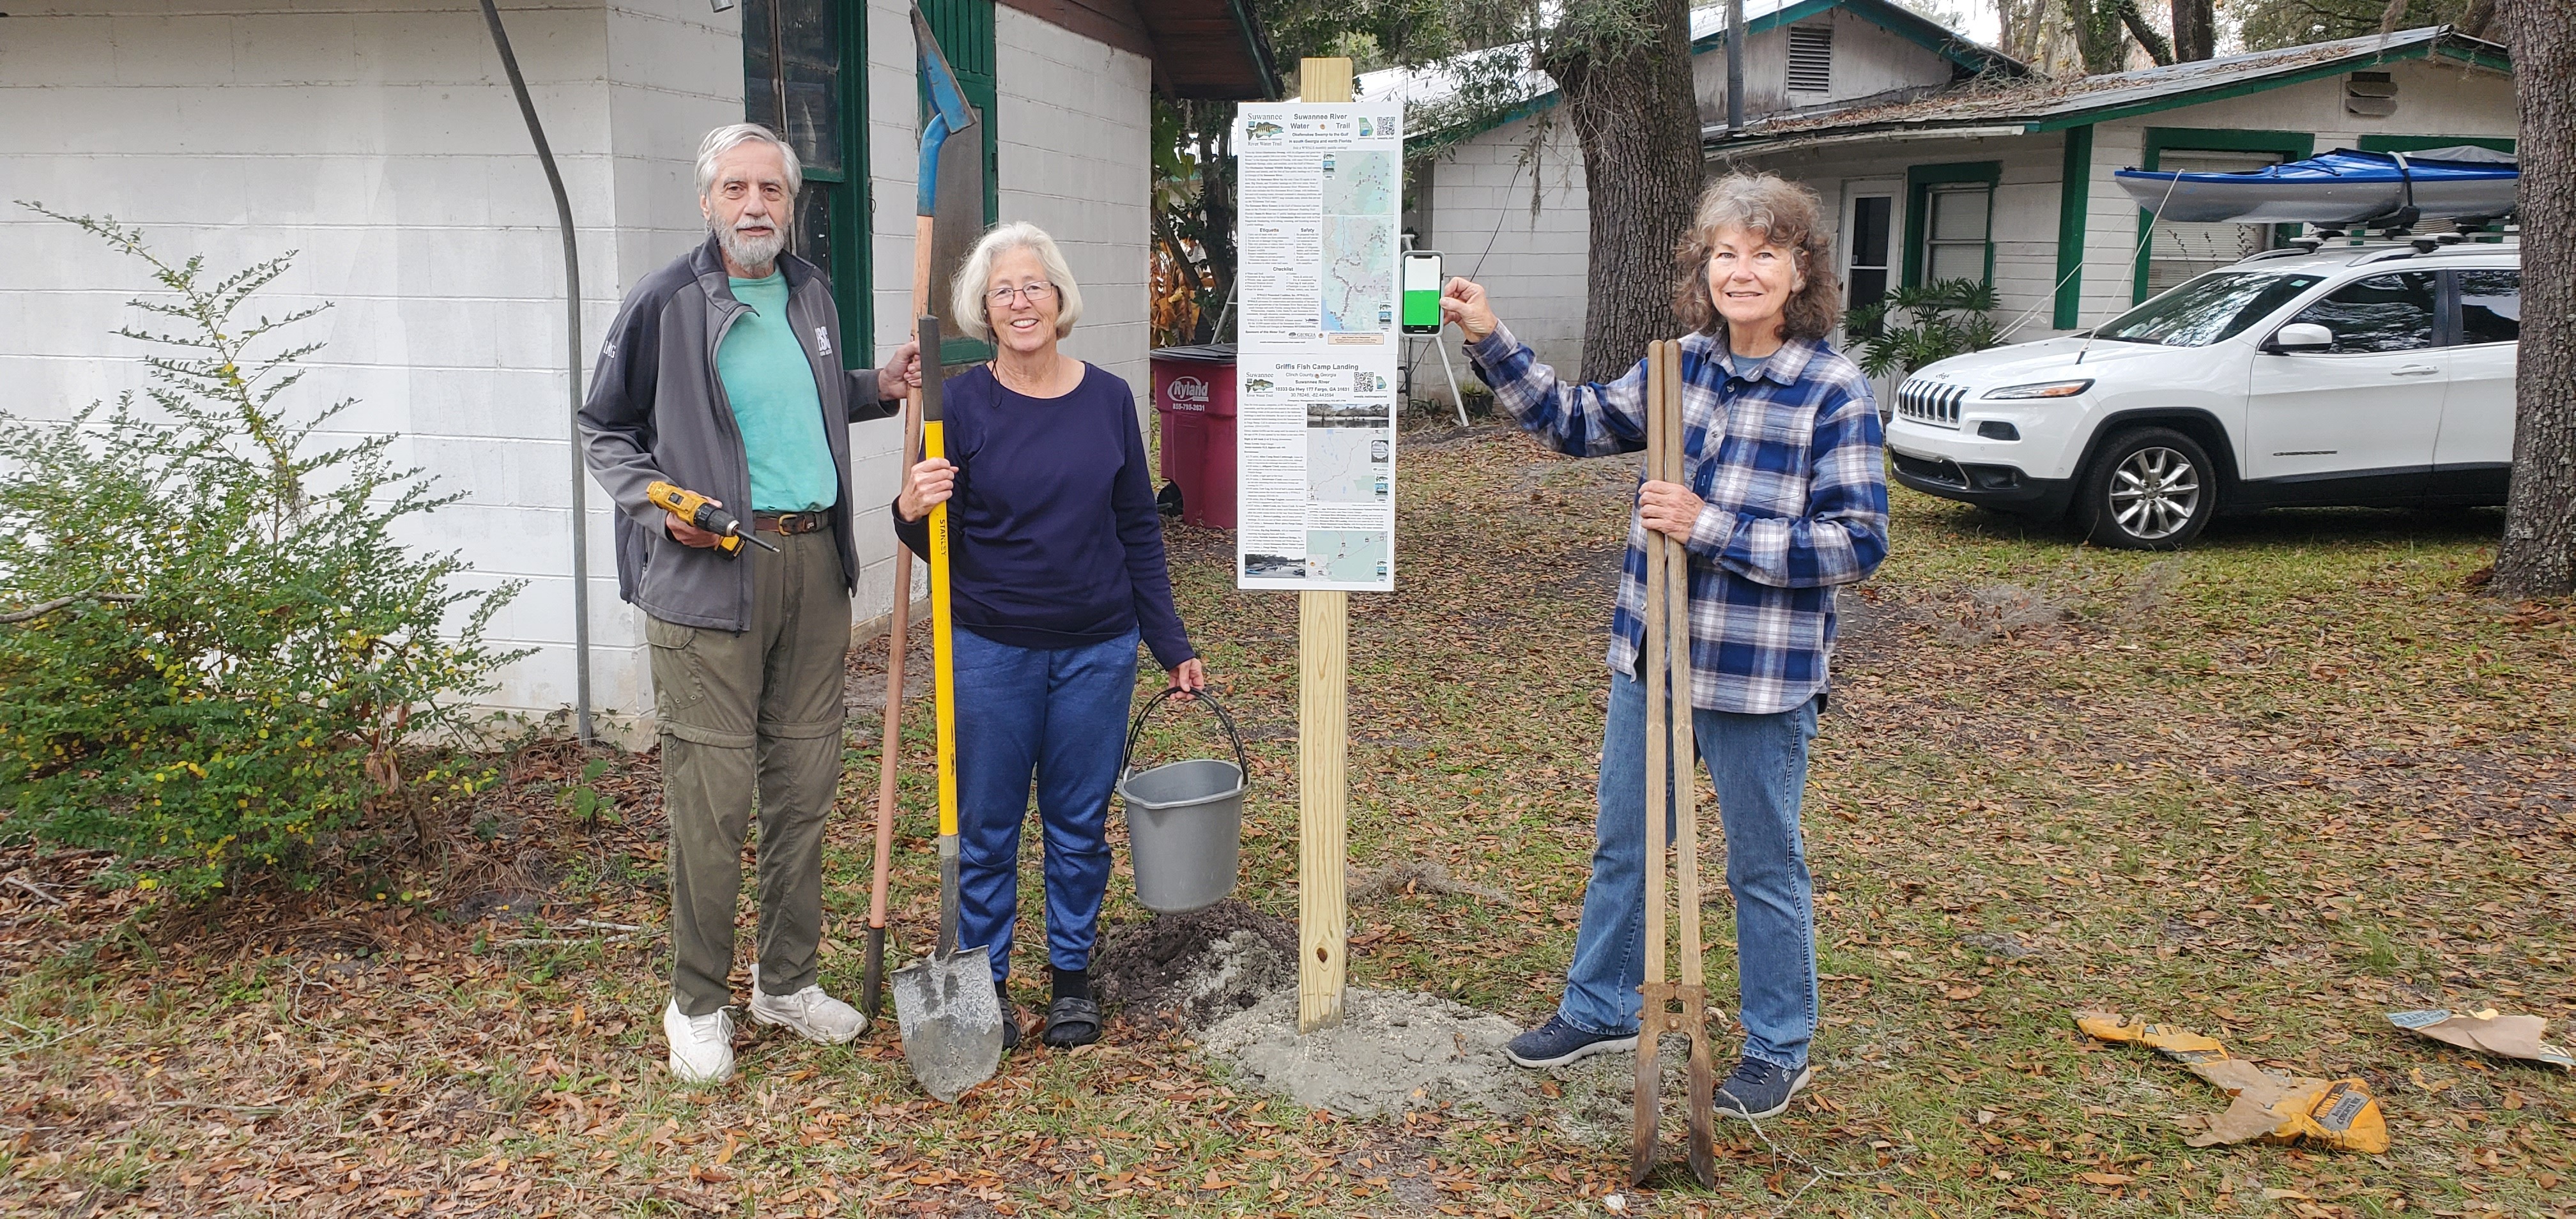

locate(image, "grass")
[[1, 425, 2571, 1217]]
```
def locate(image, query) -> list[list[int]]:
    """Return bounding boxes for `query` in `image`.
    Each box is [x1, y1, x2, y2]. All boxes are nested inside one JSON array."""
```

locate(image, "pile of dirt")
[[1091, 900, 1298, 1030], [1198, 986, 1528, 1119], [1198, 986, 1691, 1137]]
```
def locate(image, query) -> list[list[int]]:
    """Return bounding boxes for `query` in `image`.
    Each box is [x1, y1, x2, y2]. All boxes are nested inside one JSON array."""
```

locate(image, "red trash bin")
[[1149, 344, 1238, 529]]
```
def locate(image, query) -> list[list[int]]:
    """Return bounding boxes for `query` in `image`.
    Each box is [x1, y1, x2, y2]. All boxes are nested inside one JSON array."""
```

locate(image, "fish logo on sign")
[[1167, 375, 1211, 411]]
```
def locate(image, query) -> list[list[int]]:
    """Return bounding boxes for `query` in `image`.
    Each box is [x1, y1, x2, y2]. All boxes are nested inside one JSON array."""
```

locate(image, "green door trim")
[[2052, 125, 2092, 330], [923, 0, 1000, 367], [2131, 126, 2313, 304], [1902, 160, 2000, 289], [836, 0, 871, 366]]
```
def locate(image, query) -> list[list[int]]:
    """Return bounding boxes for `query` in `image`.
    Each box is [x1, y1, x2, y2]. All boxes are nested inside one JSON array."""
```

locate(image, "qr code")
[[1351, 370, 1385, 394]]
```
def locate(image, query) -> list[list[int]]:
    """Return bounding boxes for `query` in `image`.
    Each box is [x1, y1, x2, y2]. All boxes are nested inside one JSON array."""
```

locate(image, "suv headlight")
[[1982, 379, 2094, 400]]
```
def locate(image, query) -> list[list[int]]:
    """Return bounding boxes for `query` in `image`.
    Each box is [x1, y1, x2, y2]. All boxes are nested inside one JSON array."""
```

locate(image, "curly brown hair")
[[1672, 172, 1842, 343]]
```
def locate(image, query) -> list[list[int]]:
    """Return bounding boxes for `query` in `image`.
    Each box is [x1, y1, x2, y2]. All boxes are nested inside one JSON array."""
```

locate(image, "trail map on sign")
[[1233, 102, 1402, 593], [1321, 216, 1395, 334], [1307, 404, 1390, 504], [1306, 530, 1390, 583]]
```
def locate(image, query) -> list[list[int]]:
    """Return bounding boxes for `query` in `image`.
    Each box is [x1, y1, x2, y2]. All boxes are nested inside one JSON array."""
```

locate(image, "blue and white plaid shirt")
[[1466, 323, 1889, 715]]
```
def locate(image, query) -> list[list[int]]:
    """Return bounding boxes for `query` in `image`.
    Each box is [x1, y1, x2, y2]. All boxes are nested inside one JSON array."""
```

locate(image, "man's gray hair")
[[949, 222, 1085, 342], [696, 123, 802, 199]]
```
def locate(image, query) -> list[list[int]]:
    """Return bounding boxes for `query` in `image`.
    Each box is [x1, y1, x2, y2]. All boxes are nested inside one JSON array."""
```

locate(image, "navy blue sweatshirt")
[[892, 363, 1195, 670]]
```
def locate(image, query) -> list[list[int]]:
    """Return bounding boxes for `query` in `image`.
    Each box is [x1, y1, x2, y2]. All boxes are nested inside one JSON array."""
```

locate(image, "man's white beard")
[[718, 218, 788, 274]]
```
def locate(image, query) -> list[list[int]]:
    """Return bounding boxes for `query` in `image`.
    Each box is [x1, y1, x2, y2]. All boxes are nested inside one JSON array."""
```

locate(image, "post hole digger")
[[1632, 339, 1719, 1189], [879, 6, 1005, 1105]]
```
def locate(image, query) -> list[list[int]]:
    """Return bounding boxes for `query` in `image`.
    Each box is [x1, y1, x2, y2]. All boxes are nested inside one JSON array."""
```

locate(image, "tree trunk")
[[2118, 0, 2175, 65], [2069, 0, 2129, 73], [2170, 0, 2214, 61], [2494, 0, 2576, 597], [1537, 0, 1703, 383]]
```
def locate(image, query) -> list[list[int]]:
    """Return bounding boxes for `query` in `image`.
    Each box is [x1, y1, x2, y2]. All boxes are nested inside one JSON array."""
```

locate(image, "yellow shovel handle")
[[924, 418, 959, 840]]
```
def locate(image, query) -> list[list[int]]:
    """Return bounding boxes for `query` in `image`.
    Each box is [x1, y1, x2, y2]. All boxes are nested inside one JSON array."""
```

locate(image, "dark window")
[[743, 0, 867, 365], [2285, 272, 2438, 353], [1845, 195, 1892, 333], [2457, 269, 2520, 345], [744, 0, 842, 178]]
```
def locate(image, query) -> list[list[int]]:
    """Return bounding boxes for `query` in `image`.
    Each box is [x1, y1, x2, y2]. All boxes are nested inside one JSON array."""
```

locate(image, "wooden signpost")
[[1296, 55, 1354, 1035]]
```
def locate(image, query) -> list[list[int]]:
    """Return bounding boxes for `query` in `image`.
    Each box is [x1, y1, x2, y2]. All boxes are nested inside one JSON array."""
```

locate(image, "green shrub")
[[1848, 279, 2004, 379], [0, 206, 526, 898]]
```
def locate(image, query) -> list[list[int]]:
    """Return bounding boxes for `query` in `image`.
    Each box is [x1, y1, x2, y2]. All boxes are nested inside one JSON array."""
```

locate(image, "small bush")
[[1848, 279, 2004, 379], [0, 206, 526, 898]]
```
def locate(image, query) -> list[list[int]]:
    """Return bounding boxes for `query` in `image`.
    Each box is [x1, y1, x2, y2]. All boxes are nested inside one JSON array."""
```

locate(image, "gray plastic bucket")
[[1116, 687, 1248, 914]]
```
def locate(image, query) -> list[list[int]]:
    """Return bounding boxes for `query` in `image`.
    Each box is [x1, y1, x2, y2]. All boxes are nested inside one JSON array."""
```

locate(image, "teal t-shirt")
[[717, 274, 840, 512]]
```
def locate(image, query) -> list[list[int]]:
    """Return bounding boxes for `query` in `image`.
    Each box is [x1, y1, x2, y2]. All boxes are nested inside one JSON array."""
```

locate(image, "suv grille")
[[1896, 378, 1968, 427]]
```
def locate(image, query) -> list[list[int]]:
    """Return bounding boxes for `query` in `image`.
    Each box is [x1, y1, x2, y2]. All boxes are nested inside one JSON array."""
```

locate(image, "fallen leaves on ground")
[[3, 427, 2572, 1217]]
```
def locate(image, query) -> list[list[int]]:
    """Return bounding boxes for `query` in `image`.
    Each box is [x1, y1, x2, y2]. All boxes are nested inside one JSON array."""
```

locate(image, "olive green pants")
[[647, 528, 850, 1017]]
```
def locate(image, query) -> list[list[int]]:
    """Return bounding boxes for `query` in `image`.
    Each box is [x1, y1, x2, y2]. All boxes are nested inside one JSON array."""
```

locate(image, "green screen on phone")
[[1401, 254, 1441, 330]]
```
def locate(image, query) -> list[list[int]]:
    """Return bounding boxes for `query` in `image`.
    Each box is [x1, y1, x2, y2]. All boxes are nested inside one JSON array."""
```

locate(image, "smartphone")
[[1400, 250, 1444, 335]]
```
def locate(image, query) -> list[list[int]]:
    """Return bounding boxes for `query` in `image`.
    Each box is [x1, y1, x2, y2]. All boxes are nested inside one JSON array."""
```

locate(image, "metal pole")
[[479, 0, 593, 744], [1725, 0, 1745, 135], [1433, 332, 1468, 428]]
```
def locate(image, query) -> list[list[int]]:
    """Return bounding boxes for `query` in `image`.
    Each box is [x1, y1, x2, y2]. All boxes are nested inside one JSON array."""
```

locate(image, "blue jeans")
[[1560, 670, 1821, 1070], [952, 626, 1140, 984]]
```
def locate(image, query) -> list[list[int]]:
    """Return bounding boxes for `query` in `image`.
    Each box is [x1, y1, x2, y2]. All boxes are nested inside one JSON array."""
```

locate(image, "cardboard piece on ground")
[[2388, 1008, 2576, 1069], [2075, 1010, 2228, 1063], [2074, 1010, 2388, 1154]]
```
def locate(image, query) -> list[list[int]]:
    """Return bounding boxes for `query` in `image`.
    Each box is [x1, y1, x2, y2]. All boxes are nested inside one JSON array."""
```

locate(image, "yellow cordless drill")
[[645, 480, 779, 558]]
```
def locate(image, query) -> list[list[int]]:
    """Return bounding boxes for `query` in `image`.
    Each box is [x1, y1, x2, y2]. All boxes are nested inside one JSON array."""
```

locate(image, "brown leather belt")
[[753, 510, 830, 536]]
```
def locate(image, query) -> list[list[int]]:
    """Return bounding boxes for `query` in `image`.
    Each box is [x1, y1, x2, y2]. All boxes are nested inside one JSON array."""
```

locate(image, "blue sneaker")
[[1503, 1015, 1638, 1068], [1712, 1055, 1813, 1119]]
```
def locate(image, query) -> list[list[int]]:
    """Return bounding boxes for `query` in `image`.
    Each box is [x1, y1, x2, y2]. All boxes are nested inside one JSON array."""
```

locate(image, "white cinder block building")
[[0, 0, 1275, 741]]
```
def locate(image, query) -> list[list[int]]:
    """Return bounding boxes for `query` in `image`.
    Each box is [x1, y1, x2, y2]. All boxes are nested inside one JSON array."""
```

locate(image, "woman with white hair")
[[893, 221, 1208, 1051]]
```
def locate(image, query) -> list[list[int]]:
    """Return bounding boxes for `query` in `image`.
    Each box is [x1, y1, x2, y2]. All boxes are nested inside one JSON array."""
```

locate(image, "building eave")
[[1701, 26, 2510, 153]]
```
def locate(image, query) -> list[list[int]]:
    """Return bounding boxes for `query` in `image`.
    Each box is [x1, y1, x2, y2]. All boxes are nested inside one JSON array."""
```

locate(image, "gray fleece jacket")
[[579, 235, 900, 632]]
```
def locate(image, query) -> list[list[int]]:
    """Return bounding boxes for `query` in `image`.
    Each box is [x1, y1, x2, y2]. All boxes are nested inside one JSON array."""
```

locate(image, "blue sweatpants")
[[951, 625, 1140, 983]]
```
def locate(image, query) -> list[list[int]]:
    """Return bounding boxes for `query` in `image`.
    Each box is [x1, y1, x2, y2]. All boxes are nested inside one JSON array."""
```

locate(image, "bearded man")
[[579, 123, 921, 1084]]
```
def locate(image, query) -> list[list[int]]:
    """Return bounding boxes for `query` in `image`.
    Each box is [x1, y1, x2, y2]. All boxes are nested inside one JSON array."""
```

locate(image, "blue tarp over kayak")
[[2115, 147, 2518, 226]]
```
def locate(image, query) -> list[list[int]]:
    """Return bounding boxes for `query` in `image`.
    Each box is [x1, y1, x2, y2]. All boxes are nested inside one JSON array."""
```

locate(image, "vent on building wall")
[[2347, 71, 2397, 118], [1787, 25, 1832, 93]]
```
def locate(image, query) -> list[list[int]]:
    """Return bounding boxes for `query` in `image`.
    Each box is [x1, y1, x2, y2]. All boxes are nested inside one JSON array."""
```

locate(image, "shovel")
[[889, 9, 1001, 1104], [1631, 339, 1718, 1188], [889, 312, 1004, 1101]]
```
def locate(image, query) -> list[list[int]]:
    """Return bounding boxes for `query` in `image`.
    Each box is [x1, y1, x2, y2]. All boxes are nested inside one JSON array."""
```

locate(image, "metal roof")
[[1705, 25, 2511, 151]]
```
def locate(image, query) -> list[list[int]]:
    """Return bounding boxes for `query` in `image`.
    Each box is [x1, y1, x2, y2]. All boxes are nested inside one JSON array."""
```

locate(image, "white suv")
[[1885, 238, 2519, 549]]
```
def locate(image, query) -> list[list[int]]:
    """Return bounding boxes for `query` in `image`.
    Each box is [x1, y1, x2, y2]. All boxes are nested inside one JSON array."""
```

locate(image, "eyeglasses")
[[986, 282, 1058, 307]]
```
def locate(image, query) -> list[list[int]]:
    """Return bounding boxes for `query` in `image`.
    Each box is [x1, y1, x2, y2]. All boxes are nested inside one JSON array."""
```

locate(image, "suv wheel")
[[2080, 427, 2216, 550]]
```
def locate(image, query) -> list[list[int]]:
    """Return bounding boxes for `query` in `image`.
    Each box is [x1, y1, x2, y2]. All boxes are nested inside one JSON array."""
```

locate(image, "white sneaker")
[[664, 999, 736, 1084], [749, 965, 866, 1044]]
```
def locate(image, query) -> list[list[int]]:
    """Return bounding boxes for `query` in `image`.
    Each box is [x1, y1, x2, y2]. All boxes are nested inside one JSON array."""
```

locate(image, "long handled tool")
[[888, 7, 1002, 1104], [859, 334, 924, 1023], [1632, 339, 1718, 1188], [859, 0, 958, 1027]]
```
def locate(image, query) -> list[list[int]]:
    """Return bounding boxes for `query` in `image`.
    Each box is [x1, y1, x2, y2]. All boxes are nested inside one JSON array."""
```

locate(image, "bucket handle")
[[1121, 686, 1249, 788]]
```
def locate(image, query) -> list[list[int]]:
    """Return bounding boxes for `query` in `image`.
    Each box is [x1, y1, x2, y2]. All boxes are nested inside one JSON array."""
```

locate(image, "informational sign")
[[1233, 102, 1402, 593]]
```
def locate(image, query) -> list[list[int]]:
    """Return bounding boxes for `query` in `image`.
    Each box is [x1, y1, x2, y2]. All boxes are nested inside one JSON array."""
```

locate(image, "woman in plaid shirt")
[[1444, 172, 1889, 1119]]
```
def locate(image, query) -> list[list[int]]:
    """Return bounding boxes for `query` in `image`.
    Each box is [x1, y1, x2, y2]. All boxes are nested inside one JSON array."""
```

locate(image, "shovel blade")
[[891, 947, 1003, 1103]]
